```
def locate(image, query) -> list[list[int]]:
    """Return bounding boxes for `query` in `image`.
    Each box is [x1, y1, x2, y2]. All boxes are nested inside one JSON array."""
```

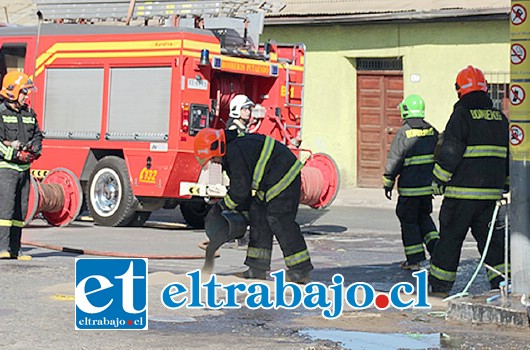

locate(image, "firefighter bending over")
[[382, 94, 440, 271], [194, 128, 313, 283], [0, 72, 43, 260], [429, 65, 509, 297], [226, 94, 255, 135]]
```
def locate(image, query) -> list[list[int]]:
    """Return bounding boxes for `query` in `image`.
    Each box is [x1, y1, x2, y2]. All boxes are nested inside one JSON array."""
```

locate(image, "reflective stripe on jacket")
[[0, 102, 43, 171], [223, 131, 303, 210], [383, 118, 439, 196], [433, 91, 508, 200]]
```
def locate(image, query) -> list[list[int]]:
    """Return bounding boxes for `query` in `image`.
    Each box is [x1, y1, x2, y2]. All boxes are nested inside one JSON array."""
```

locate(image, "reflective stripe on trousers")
[[284, 249, 310, 267], [424, 230, 439, 245], [430, 263, 457, 282]]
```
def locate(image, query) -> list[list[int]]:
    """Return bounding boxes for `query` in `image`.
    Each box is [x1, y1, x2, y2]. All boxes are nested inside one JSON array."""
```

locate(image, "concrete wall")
[[263, 19, 509, 187]]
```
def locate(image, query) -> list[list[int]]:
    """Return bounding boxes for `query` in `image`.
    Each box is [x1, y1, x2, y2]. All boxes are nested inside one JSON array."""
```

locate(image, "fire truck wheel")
[[87, 156, 138, 227], [180, 201, 212, 229]]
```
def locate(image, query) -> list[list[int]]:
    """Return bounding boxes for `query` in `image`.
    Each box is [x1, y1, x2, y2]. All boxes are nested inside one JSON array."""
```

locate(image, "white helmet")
[[229, 94, 255, 119]]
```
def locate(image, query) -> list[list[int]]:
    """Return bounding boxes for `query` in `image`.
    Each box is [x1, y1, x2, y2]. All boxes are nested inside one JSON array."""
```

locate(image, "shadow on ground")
[[310, 258, 493, 297]]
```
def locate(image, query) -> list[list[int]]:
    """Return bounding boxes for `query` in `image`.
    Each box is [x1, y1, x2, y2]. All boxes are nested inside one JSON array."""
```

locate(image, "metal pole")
[[509, 164, 530, 292], [510, 0, 530, 293], [3, 6, 8, 23]]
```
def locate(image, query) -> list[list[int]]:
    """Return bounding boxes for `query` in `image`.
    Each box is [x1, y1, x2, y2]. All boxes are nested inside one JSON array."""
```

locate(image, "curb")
[[446, 292, 530, 328]]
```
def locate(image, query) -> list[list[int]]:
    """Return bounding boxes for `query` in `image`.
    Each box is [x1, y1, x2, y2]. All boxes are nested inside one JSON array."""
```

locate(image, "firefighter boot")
[[286, 270, 311, 285], [234, 267, 267, 280], [0, 251, 10, 259], [400, 260, 421, 271], [10, 251, 32, 261], [428, 285, 449, 298]]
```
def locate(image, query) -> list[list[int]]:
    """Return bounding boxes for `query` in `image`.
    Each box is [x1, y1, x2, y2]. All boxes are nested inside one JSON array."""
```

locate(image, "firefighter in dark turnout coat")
[[429, 66, 509, 295], [194, 128, 312, 283], [0, 72, 43, 260], [383, 94, 440, 270]]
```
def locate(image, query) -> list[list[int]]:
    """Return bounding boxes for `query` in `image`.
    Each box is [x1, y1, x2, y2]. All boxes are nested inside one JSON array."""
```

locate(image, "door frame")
[[356, 70, 403, 187]]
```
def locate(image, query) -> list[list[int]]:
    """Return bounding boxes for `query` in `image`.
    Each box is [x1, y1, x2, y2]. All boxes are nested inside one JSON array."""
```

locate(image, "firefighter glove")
[[10, 140, 28, 151], [431, 180, 445, 196], [503, 178, 510, 194], [15, 150, 35, 163], [26, 139, 42, 156], [384, 187, 392, 200]]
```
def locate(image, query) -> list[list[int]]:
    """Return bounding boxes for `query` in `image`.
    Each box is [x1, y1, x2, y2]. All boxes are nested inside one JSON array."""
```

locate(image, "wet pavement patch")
[[300, 329, 440, 350]]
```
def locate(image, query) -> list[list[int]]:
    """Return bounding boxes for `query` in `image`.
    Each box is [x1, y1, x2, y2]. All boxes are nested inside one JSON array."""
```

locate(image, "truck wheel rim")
[[90, 168, 122, 218]]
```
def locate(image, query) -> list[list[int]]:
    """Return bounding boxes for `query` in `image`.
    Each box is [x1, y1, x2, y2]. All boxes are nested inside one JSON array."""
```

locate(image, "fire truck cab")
[[0, 1, 339, 228]]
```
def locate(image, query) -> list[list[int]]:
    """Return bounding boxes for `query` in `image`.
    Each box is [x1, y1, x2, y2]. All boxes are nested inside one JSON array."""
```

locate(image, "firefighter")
[[226, 94, 255, 135], [0, 71, 43, 260], [429, 65, 509, 296], [382, 94, 440, 271], [194, 128, 313, 283], [194, 16, 205, 29]]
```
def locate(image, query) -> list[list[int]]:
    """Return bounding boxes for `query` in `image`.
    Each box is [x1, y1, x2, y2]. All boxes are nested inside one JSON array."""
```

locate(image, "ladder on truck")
[[33, 0, 285, 50], [33, 0, 284, 22], [282, 43, 306, 144]]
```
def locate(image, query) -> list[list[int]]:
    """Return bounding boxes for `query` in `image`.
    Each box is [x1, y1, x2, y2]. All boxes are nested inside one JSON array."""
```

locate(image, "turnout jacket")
[[222, 131, 303, 210], [383, 118, 439, 196], [0, 102, 43, 171], [433, 91, 509, 200]]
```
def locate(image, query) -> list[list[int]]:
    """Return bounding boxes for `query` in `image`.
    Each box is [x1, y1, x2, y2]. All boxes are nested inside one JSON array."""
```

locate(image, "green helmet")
[[399, 94, 425, 119]]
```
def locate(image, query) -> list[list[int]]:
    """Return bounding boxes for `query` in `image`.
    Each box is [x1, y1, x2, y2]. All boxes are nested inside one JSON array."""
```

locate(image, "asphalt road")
[[1, 205, 528, 350]]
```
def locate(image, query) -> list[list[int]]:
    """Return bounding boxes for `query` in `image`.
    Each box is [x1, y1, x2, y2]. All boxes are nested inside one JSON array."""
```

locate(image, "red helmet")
[[455, 65, 487, 97], [0, 71, 36, 101], [194, 128, 226, 166]]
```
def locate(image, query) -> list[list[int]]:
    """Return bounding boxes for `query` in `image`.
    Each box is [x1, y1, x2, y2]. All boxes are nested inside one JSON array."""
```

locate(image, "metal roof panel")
[[268, 0, 510, 16]]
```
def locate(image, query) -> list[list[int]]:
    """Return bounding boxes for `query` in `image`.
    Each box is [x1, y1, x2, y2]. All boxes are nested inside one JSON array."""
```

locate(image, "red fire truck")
[[0, 0, 339, 228]]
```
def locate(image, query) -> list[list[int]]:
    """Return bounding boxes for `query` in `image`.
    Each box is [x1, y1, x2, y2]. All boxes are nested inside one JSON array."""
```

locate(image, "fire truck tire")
[[180, 201, 212, 229], [87, 156, 138, 227]]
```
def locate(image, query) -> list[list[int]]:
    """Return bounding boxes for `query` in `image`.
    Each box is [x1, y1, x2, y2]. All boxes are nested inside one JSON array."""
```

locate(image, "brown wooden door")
[[357, 72, 403, 187]]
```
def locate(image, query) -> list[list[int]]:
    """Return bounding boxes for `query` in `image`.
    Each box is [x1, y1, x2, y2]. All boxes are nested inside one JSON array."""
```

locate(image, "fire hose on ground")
[[20, 240, 215, 260], [22, 168, 216, 260]]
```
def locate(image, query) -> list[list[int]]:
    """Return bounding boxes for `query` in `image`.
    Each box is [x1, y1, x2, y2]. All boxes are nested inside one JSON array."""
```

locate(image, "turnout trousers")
[[245, 176, 313, 274], [429, 198, 508, 293], [396, 195, 439, 264], [0, 168, 30, 255]]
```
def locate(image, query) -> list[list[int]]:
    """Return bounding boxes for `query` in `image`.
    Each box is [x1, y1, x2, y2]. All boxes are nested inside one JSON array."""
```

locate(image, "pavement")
[[0, 184, 527, 349], [330, 186, 443, 210]]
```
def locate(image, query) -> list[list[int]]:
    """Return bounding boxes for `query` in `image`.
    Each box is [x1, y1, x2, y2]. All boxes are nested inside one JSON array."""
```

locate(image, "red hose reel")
[[300, 153, 340, 209], [26, 168, 84, 227]]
